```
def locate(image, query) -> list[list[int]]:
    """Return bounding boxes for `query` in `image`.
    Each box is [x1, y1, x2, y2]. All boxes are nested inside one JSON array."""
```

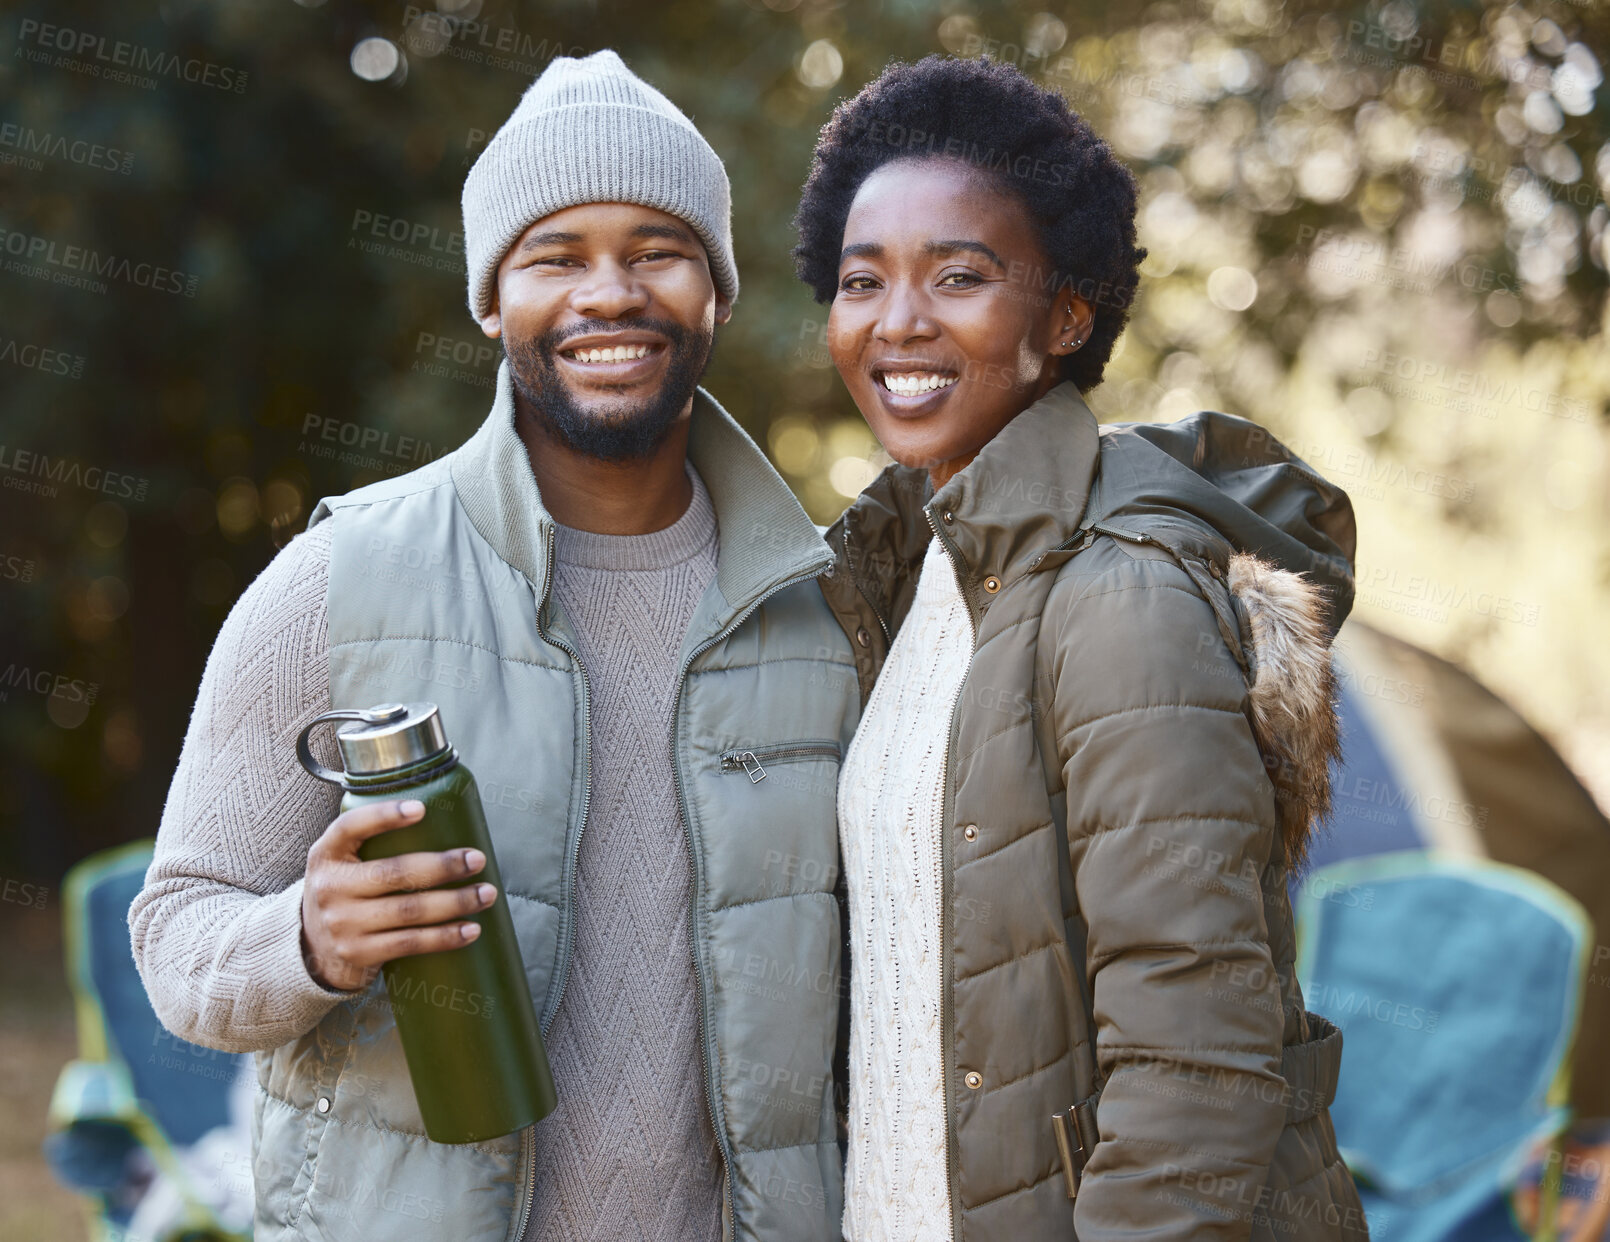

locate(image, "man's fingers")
[[362, 883, 497, 934], [320, 799, 427, 856], [362, 919, 483, 965], [351, 847, 487, 898]]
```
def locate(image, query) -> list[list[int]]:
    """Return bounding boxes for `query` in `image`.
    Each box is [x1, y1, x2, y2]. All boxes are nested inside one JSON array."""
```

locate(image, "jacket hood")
[[1081, 405, 1357, 864], [1091, 411, 1356, 638]]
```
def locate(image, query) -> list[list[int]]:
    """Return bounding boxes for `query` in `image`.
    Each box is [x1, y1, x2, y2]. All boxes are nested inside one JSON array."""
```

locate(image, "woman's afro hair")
[[793, 55, 1146, 392]]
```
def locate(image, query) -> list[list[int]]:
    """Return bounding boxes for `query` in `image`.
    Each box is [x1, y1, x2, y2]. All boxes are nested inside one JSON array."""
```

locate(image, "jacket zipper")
[[671, 558, 835, 1240], [843, 522, 893, 644], [718, 740, 842, 782], [924, 506, 979, 1242], [1090, 521, 1153, 547], [510, 523, 596, 1242]]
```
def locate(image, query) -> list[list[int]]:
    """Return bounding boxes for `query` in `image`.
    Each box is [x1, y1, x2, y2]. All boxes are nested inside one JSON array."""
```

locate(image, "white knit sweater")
[[838, 536, 974, 1242]]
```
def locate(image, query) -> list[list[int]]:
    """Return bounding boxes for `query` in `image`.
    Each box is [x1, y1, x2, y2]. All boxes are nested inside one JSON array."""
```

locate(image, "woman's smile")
[[869, 360, 962, 416]]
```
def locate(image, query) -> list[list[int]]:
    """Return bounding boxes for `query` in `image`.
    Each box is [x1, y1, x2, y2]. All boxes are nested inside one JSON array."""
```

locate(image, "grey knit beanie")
[[461, 49, 738, 321]]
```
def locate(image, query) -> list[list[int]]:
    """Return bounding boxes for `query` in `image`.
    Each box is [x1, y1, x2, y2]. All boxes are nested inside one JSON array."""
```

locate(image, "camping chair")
[[45, 838, 252, 1242], [1295, 851, 1594, 1242]]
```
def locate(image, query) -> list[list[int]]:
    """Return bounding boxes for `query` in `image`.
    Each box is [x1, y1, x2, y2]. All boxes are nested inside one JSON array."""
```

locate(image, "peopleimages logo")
[[1306, 981, 1440, 1033], [348, 209, 466, 275], [0, 664, 100, 706], [1358, 348, 1591, 423], [0, 876, 48, 910], [0, 335, 87, 379], [15, 20, 249, 93], [400, 6, 584, 76], [0, 444, 148, 500], [0, 224, 199, 297], [0, 122, 134, 175], [1354, 565, 1541, 628]]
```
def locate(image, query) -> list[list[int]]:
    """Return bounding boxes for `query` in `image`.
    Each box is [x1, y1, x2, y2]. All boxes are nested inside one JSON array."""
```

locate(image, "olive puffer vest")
[[253, 363, 859, 1242], [819, 383, 1370, 1242]]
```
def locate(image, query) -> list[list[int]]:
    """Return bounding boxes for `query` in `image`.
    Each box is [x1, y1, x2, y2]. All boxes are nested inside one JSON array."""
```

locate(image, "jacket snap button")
[[964, 1071, 983, 1090], [962, 824, 978, 842], [983, 576, 1001, 593], [942, 510, 954, 523], [316, 1096, 331, 1115], [855, 626, 872, 648]]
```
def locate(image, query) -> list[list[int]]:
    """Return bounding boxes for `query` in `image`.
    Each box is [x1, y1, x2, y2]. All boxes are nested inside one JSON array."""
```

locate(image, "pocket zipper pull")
[[738, 751, 766, 783]]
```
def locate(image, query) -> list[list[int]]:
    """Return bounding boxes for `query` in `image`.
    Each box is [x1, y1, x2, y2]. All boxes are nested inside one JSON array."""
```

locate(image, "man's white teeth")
[[881, 372, 957, 395], [569, 344, 652, 363]]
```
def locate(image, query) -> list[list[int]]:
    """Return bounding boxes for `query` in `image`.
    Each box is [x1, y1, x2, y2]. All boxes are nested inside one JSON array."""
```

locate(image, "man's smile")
[[553, 331, 669, 385]]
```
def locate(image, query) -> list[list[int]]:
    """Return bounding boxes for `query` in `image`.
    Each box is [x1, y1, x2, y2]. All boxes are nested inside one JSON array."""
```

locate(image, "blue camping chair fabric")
[[1320, 620, 1610, 1121], [1295, 852, 1593, 1242], [47, 838, 252, 1242]]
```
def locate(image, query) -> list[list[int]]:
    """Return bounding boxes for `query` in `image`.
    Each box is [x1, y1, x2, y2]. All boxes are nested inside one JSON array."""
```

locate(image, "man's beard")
[[504, 316, 714, 462]]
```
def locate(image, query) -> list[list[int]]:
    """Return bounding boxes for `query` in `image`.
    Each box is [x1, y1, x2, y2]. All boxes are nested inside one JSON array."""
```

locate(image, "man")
[[130, 50, 857, 1242]]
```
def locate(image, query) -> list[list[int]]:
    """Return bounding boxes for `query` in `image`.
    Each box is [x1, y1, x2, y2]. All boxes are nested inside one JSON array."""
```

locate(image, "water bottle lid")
[[333, 701, 450, 776]]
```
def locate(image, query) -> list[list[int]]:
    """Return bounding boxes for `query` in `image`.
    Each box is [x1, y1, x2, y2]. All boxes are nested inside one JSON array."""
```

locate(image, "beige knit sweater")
[[838, 536, 973, 1242], [129, 517, 350, 1051]]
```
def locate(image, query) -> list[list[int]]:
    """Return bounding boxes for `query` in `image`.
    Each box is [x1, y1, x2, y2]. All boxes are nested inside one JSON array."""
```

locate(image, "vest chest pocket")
[[718, 740, 842, 784]]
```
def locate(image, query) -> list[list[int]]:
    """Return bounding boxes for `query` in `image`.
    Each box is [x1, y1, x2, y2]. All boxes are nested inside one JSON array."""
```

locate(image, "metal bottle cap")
[[295, 701, 452, 785]]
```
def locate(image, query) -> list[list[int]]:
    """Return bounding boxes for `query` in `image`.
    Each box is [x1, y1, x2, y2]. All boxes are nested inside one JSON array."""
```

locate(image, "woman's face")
[[827, 158, 1092, 489]]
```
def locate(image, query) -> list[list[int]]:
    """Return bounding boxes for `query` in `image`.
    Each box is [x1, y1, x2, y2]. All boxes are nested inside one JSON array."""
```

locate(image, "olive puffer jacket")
[[819, 383, 1369, 1242]]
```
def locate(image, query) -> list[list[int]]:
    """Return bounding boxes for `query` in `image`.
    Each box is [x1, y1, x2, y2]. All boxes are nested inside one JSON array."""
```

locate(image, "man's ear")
[[714, 293, 732, 327], [479, 285, 502, 339]]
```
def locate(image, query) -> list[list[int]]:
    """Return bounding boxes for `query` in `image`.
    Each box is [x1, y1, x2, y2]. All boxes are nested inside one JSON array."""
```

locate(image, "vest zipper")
[[718, 740, 842, 782], [510, 522, 596, 1242], [534, 525, 598, 1030], [513, 1126, 536, 1242], [924, 505, 979, 1242], [670, 559, 835, 1241]]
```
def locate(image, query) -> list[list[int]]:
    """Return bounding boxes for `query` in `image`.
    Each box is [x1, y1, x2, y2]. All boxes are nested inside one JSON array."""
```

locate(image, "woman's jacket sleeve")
[[1047, 545, 1289, 1242]]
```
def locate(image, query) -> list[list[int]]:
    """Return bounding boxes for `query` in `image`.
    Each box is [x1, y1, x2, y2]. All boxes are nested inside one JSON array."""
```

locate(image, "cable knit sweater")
[[129, 466, 723, 1242], [838, 536, 973, 1242], [531, 468, 722, 1240]]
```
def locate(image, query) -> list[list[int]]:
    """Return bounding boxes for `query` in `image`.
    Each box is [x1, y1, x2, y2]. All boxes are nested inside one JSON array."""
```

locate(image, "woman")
[[795, 57, 1368, 1242]]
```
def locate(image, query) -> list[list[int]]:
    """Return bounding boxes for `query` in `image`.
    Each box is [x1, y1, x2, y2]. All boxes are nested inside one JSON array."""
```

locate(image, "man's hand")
[[299, 799, 496, 993]]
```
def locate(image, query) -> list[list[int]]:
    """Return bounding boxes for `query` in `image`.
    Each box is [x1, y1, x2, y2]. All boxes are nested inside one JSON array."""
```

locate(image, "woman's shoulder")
[[1036, 528, 1234, 688], [1042, 525, 1206, 611]]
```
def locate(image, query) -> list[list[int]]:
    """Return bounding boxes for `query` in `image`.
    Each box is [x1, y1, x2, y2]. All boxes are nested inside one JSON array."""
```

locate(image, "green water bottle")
[[295, 700, 556, 1143]]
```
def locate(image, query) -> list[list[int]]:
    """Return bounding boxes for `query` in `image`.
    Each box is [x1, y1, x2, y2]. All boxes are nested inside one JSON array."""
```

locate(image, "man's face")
[[480, 202, 731, 461]]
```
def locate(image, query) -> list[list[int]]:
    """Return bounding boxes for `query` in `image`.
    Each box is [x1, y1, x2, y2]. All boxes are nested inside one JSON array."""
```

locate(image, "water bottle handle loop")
[[296, 708, 386, 785]]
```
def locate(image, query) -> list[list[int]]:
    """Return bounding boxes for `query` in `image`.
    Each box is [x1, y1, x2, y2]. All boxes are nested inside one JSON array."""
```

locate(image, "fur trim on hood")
[[1228, 552, 1341, 867]]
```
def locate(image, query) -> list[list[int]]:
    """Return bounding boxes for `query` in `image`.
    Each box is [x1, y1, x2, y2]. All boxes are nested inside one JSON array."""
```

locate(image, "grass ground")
[[0, 901, 92, 1242]]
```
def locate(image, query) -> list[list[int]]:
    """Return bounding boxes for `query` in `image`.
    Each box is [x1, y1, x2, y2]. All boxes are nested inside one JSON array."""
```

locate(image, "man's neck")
[[515, 396, 696, 535]]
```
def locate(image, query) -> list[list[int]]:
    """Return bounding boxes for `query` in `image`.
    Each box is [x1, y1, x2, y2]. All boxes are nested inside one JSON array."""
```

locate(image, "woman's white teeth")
[[569, 344, 651, 363], [881, 372, 957, 395]]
